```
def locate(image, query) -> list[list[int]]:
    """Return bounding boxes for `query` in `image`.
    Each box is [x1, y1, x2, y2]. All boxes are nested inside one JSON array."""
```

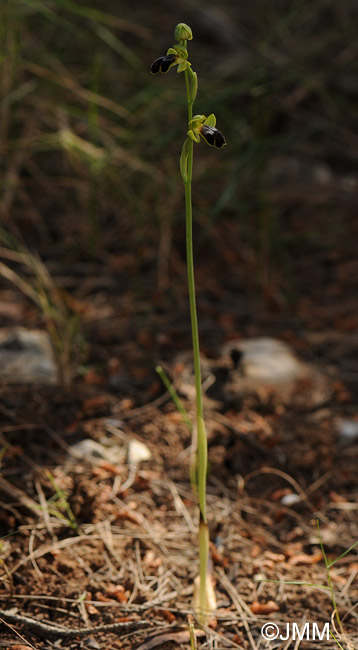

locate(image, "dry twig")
[[0, 608, 151, 640]]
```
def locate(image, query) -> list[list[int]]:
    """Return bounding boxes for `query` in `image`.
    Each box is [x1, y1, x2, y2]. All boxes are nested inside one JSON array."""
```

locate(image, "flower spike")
[[150, 45, 191, 75], [150, 23, 226, 628]]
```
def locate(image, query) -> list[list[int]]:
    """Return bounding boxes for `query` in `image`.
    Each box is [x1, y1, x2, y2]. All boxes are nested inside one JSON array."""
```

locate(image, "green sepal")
[[187, 129, 200, 143], [189, 115, 206, 129], [191, 114, 205, 124], [180, 137, 191, 183], [168, 44, 188, 59], [204, 113, 216, 127]]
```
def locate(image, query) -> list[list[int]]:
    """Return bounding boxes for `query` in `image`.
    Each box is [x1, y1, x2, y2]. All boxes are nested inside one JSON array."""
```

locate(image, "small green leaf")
[[189, 69, 198, 102], [180, 137, 191, 182]]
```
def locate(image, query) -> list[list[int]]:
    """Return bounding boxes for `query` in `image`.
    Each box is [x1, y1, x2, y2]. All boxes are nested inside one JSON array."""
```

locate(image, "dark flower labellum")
[[199, 125, 226, 148], [150, 54, 178, 74]]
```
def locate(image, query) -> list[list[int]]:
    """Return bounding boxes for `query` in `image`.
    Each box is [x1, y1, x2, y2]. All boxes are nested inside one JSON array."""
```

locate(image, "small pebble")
[[337, 418, 358, 440], [281, 493, 301, 506]]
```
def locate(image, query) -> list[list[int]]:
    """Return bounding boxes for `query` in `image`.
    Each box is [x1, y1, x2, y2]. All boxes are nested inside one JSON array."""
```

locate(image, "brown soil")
[[0, 213, 357, 650]]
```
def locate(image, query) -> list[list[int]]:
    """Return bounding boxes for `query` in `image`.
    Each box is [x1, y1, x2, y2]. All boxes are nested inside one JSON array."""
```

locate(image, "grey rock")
[[68, 439, 111, 461], [221, 337, 331, 408], [172, 337, 331, 410], [0, 327, 58, 384], [221, 337, 307, 383]]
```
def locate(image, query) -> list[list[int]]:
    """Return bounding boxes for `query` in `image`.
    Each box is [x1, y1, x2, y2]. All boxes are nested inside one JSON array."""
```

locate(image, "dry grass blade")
[[24, 61, 130, 119], [0, 477, 40, 516], [0, 234, 81, 387], [57, 0, 150, 37]]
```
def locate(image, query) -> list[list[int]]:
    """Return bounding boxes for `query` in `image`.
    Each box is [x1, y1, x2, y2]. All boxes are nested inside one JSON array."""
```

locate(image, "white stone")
[[337, 419, 358, 440], [128, 439, 151, 465], [68, 438, 124, 464], [281, 493, 301, 506], [68, 439, 109, 461]]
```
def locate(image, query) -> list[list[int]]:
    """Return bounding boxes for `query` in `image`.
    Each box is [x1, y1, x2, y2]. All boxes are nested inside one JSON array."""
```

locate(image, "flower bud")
[[174, 23, 193, 42]]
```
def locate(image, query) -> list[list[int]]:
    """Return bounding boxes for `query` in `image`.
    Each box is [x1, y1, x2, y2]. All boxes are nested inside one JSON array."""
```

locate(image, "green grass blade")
[[155, 365, 193, 433]]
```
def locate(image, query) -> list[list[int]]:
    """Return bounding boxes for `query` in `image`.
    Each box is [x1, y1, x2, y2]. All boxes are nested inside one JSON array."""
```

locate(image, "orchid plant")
[[151, 23, 226, 626]]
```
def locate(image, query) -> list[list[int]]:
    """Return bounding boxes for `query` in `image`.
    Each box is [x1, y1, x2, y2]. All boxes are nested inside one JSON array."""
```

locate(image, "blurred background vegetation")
[[1, 0, 357, 381]]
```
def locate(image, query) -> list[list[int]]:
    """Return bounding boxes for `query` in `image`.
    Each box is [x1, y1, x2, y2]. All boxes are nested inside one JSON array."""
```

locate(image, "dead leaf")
[[332, 380, 352, 403], [98, 461, 121, 475], [250, 545, 262, 558], [92, 462, 120, 478], [193, 574, 217, 619], [271, 488, 292, 501], [264, 551, 286, 563], [143, 550, 162, 568], [334, 316, 358, 332], [288, 551, 323, 565], [132, 366, 150, 380], [152, 609, 176, 623], [210, 542, 229, 568], [95, 591, 116, 603], [106, 585, 128, 604], [81, 394, 112, 415], [250, 600, 280, 615], [84, 369, 106, 385], [232, 632, 244, 645], [84, 591, 99, 614], [115, 508, 141, 525], [329, 491, 347, 503], [119, 397, 135, 411], [106, 584, 126, 598], [136, 628, 205, 650]]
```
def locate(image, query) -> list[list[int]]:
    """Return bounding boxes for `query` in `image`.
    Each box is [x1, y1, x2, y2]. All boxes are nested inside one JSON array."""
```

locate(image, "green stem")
[[183, 66, 207, 517], [183, 64, 208, 625], [184, 152, 203, 424]]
